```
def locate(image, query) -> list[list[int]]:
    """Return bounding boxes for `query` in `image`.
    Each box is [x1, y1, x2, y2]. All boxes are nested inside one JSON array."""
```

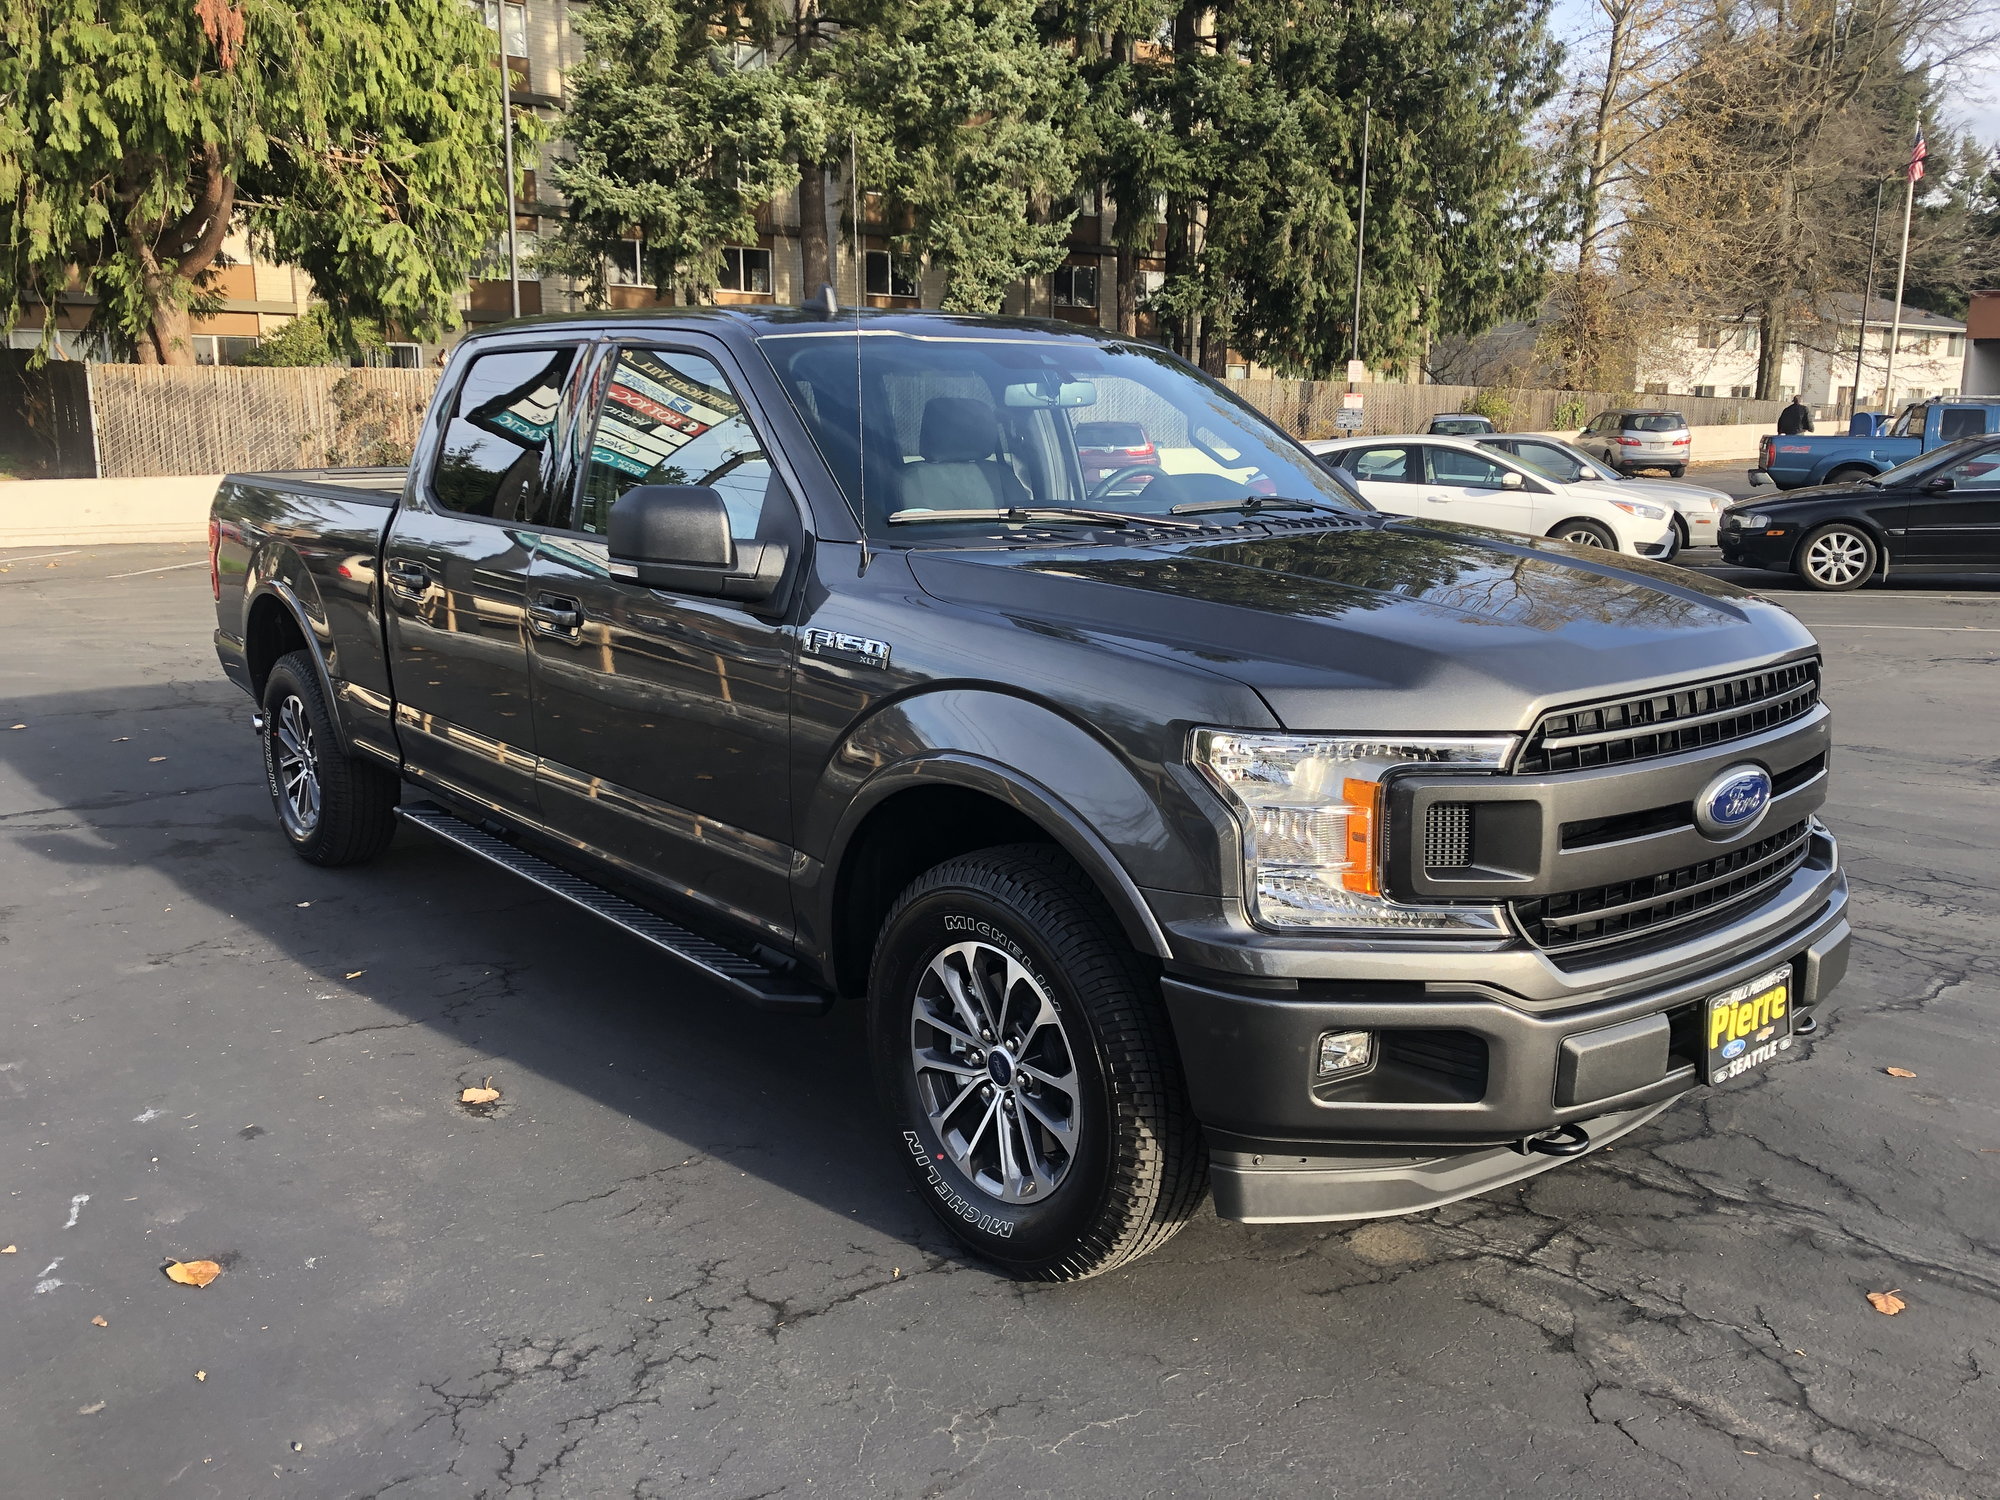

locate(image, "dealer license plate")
[[1705, 965, 1795, 1085]]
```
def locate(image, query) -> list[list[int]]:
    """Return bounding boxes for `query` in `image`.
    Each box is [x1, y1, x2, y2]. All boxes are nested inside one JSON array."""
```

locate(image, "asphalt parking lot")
[[4, 541, 1997, 1500]]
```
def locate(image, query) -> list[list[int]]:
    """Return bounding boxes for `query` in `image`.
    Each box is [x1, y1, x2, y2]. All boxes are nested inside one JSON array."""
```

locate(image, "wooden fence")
[[1231, 379, 1787, 441], [69, 363, 1785, 479], [89, 365, 440, 478]]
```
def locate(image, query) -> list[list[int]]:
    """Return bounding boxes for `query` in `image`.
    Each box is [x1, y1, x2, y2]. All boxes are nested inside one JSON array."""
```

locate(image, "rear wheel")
[[869, 844, 1205, 1281], [1549, 518, 1617, 550], [1795, 523, 1877, 592], [260, 651, 399, 866], [1825, 465, 1875, 485]]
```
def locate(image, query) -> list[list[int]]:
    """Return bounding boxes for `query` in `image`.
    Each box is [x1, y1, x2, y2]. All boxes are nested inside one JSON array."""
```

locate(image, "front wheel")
[[260, 651, 400, 865], [1795, 523, 1877, 591], [1549, 517, 1618, 550], [868, 845, 1205, 1281]]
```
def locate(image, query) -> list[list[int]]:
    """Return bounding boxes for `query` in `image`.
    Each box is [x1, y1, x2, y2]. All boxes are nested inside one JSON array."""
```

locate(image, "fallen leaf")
[[1884, 1067, 1916, 1079], [164, 1259, 222, 1288], [296, 901, 311, 908], [8, 724, 25, 730], [148, 756, 167, 763], [78, 1401, 105, 1415], [345, 971, 365, 980], [1, 1245, 15, 1254], [195, 1369, 206, 1382], [459, 1077, 501, 1106], [1866, 1289, 1905, 1315], [91, 1315, 108, 1327], [111, 736, 130, 742]]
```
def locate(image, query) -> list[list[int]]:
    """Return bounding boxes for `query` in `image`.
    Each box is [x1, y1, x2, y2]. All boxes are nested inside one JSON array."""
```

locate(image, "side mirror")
[[1924, 474, 1956, 493], [607, 485, 788, 602], [1500, 470, 1526, 490]]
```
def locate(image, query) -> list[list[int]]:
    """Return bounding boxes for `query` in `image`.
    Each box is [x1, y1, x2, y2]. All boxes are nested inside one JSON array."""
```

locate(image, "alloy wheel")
[[272, 694, 322, 837], [1559, 525, 1610, 547], [909, 939, 1081, 1204], [1804, 529, 1869, 587]]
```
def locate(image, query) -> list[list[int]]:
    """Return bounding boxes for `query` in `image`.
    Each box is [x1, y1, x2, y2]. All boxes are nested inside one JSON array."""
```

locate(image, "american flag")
[[1908, 126, 1927, 183]]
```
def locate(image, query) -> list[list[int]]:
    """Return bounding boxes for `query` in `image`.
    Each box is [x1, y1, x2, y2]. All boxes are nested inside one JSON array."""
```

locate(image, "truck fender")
[[808, 690, 1231, 974], [242, 571, 350, 755]]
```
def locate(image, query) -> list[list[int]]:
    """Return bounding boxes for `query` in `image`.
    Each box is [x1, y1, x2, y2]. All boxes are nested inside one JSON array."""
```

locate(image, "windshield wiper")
[[887, 506, 1204, 531], [1169, 496, 1352, 517]]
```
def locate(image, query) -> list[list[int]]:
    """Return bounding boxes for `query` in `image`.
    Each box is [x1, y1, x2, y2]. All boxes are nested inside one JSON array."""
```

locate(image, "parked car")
[[1307, 434, 1678, 557], [1480, 434, 1728, 554], [1753, 397, 2000, 490], [1072, 419, 1160, 487], [1426, 412, 1496, 436], [1577, 409, 1693, 477], [1722, 434, 2000, 590], [210, 307, 1846, 1280]]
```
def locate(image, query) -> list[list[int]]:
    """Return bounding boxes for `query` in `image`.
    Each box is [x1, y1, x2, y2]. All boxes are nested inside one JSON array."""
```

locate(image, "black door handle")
[[529, 596, 583, 638], [384, 558, 430, 597]]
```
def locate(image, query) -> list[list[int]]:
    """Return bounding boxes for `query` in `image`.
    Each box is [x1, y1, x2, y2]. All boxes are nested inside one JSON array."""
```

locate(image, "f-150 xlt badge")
[[802, 628, 890, 668], [1694, 763, 1772, 840]]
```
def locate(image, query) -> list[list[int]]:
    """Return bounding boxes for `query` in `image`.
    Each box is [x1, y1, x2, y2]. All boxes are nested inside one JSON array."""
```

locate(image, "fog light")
[[1316, 1030, 1374, 1077]]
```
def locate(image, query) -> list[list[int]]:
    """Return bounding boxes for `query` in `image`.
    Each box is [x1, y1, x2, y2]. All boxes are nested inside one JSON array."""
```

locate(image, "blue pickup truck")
[[1755, 397, 2000, 489]]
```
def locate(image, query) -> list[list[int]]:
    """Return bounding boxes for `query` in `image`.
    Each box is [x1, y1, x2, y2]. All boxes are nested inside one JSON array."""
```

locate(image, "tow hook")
[[1518, 1123, 1592, 1157], [251, 711, 268, 736]]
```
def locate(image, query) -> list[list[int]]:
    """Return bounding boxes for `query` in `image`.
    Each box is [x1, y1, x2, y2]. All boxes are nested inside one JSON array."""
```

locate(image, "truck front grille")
[[1512, 819, 1813, 954], [1518, 660, 1819, 774]]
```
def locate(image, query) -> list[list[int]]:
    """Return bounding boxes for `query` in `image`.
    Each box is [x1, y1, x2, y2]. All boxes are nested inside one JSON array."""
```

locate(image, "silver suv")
[[1578, 409, 1692, 478]]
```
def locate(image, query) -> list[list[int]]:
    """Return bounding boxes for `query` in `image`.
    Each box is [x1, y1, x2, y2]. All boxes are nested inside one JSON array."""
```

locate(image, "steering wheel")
[[1086, 464, 1162, 503]]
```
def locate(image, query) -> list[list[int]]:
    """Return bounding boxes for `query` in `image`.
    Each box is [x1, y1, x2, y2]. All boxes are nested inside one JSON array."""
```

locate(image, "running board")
[[395, 803, 829, 1015]]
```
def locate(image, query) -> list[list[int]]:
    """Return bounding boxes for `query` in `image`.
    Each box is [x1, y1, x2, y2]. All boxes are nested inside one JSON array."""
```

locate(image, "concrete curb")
[[0, 475, 221, 548]]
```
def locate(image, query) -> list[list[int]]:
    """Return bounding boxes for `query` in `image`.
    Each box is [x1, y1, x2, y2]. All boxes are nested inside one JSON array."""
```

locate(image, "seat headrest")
[[919, 396, 1001, 464]]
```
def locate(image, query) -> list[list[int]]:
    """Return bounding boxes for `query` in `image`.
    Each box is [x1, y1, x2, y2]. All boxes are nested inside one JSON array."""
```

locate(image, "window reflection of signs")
[[591, 349, 744, 478], [466, 352, 569, 447]]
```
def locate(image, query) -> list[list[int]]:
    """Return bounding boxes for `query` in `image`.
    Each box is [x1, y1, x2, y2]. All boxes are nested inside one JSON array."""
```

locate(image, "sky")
[[1546, 0, 2000, 151]]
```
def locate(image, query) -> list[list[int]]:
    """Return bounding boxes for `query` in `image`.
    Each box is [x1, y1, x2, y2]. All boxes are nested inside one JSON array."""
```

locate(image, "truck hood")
[[907, 517, 1815, 733]]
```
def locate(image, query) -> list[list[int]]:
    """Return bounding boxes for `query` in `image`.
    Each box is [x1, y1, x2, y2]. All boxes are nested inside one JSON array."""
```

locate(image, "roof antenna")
[[851, 130, 871, 576], [808, 282, 838, 318]]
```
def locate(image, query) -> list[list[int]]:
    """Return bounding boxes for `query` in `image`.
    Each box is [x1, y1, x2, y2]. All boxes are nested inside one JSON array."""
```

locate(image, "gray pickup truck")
[[210, 307, 1849, 1280]]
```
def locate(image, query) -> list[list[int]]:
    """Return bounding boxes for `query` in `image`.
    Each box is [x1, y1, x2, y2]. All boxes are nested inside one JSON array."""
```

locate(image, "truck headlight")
[[1191, 730, 1515, 933], [1609, 500, 1665, 520]]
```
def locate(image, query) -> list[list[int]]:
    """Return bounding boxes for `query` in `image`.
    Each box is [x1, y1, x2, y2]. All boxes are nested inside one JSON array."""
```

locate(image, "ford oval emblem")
[[1694, 763, 1772, 841]]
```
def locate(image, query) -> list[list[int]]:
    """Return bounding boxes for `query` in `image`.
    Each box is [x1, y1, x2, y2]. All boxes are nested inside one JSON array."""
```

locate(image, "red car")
[[1074, 420, 1158, 486]]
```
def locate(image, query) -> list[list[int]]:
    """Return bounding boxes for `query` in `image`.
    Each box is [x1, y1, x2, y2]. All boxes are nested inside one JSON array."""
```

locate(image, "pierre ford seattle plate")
[[1706, 964, 1795, 1086]]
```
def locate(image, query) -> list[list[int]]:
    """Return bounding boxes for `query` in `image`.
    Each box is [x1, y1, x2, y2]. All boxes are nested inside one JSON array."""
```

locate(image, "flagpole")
[[1850, 181, 1883, 419], [1881, 131, 1923, 416]]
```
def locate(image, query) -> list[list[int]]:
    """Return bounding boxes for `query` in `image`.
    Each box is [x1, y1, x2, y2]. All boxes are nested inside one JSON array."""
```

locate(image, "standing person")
[[1776, 395, 1814, 435]]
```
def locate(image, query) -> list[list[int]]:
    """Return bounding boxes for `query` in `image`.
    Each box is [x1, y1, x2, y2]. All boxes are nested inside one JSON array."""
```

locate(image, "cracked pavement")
[[3, 543, 1996, 1498]]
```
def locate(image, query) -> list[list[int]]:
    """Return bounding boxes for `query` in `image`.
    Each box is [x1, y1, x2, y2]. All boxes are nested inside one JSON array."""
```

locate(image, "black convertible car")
[[1722, 435, 2000, 590]]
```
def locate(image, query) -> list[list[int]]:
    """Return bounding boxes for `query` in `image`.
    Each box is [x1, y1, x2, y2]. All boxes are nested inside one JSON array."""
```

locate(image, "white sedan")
[[1476, 434, 1728, 555], [1304, 435, 1678, 558]]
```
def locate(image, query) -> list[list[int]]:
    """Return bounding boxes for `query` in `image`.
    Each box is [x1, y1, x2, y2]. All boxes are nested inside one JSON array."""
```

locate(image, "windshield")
[[758, 332, 1365, 541], [1871, 435, 1991, 486]]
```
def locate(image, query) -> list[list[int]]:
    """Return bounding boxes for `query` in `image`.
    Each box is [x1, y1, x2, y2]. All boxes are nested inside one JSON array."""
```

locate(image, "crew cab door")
[[1894, 438, 2000, 563], [524, 341, 804, 947], [382, 340, 583, 820]]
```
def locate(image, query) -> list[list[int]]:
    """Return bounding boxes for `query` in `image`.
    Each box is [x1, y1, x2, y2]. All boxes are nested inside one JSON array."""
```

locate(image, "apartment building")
[[1635, 294, 1969, 414]]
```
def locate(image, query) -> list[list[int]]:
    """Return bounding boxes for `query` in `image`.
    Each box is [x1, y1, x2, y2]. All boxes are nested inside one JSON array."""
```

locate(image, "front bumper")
[[1158, 842, 1849, 1222], [1718, 520, 1799, 569]]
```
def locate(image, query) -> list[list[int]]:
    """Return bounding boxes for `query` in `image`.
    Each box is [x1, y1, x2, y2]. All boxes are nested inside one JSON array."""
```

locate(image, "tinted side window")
[[578, 348, 778, 541], [1346, 445, 1416, 483], [430, 347, 578, 523], [1939, 407, 1986, 443], [1945, 446, 2000, 489], [1426, 447, 1515, 488]]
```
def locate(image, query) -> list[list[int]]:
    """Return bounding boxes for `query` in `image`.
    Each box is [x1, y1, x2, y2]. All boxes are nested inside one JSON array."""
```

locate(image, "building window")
[[1697, 326, 1721, 350], [1946, 334, 1964, 356], [1694, 385, 1716, 398], [1053, 264, 1098, 309], [865, 250, 919, 299], [1225, 362, 1249, 380], [1730, 385, 1754, 398], [1642, 382, 1668, 395], [606, 236, 647, 287], [484, 0, 527, 58], [732, 42, 768, 70], [720, 246, 772, 294]]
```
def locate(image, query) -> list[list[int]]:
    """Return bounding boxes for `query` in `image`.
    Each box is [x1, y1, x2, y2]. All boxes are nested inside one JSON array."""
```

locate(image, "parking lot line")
[[1803, 622, 2000, 632], [0, 548, 84, 564], [103, 560, 209, 579]]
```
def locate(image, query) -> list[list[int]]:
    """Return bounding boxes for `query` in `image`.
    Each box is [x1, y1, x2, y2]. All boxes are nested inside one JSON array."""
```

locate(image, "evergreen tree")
[[1, 0, 510, 363]]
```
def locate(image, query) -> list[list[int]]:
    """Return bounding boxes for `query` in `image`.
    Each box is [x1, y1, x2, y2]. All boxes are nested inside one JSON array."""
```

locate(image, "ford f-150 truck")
[[211, 307, 1850, 1281], [1755, 396, 2000, 489]]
